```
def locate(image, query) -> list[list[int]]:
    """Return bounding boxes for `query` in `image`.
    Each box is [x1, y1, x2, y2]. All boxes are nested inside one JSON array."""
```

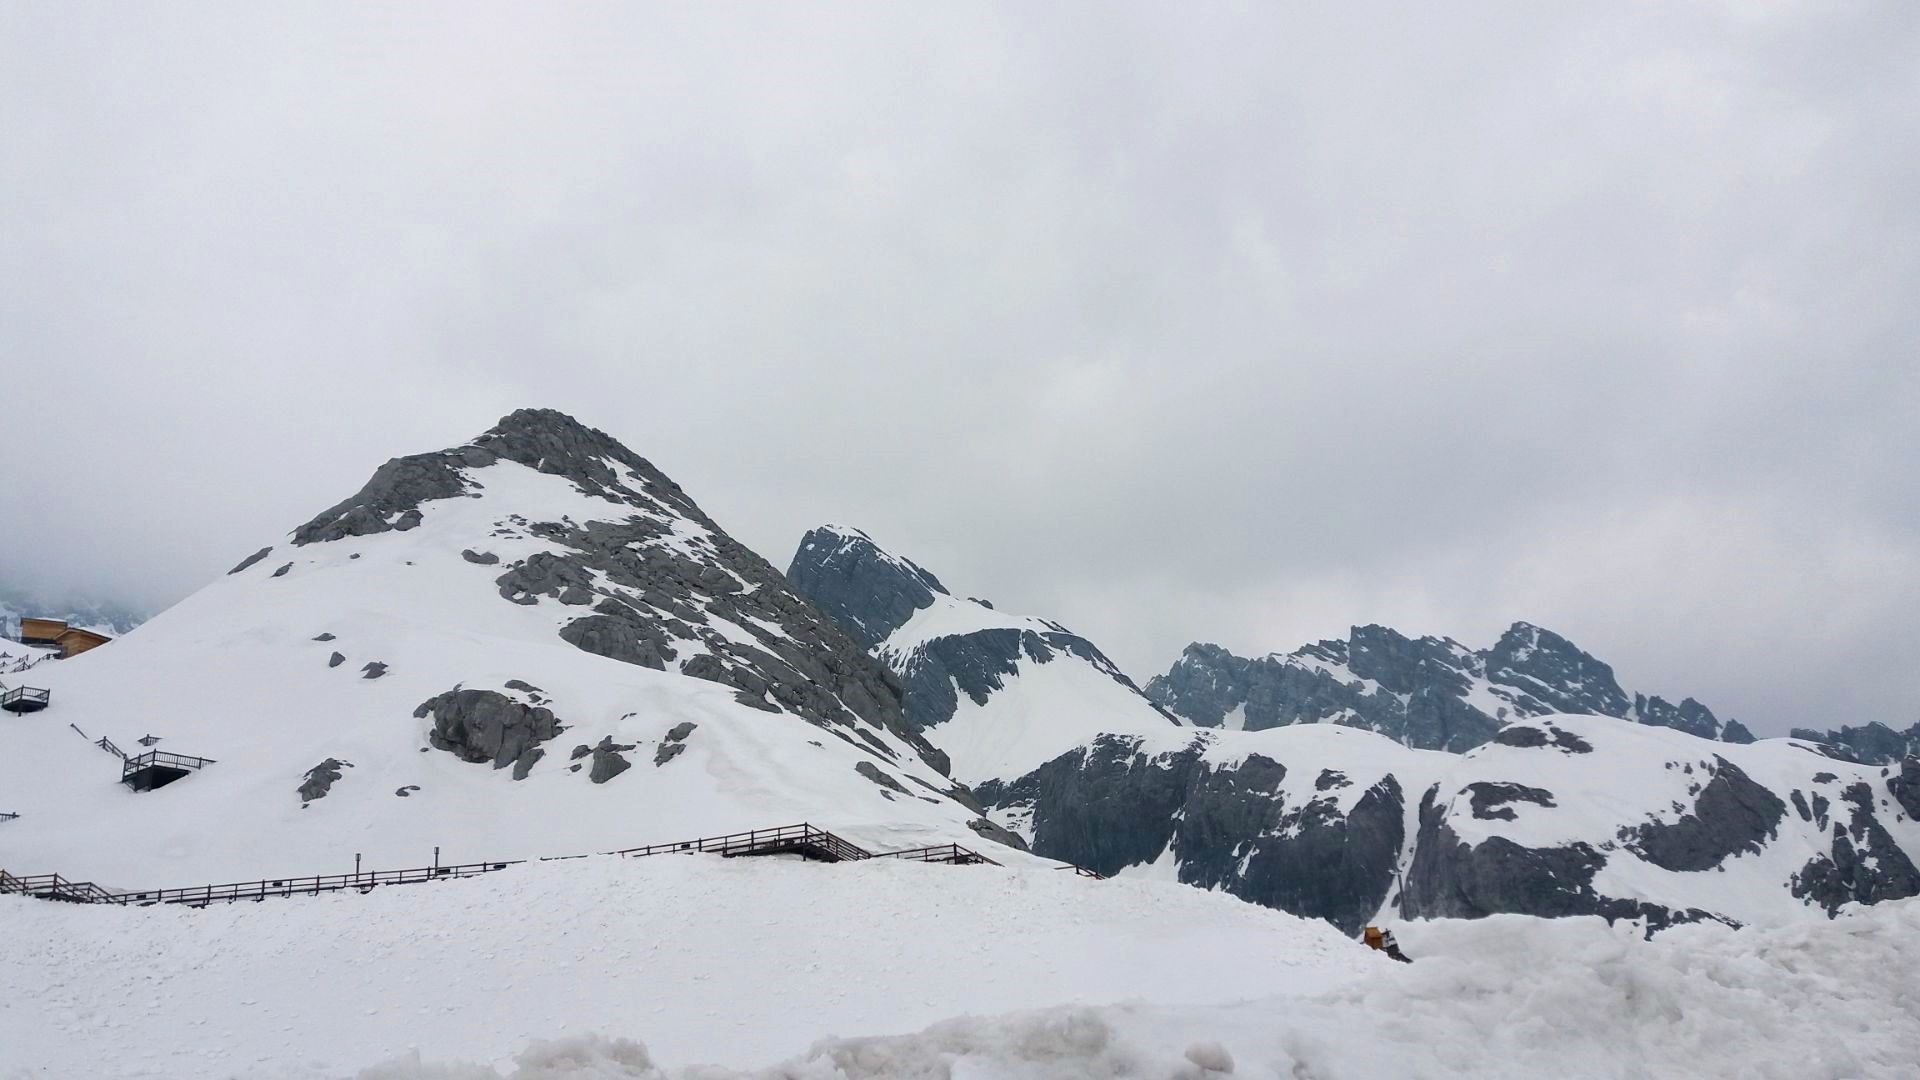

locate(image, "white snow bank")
[[0, 850, 1357, 1078], [361, 898, 1920, 1080]]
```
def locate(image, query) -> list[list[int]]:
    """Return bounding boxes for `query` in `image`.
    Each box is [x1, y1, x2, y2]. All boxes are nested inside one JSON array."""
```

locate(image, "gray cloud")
[[2, 2, 1914, 734]]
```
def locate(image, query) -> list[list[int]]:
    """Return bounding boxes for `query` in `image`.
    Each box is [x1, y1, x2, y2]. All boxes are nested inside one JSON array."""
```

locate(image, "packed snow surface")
[[2, 852, 1354, 1078], [4, 855, 1915, 1080]]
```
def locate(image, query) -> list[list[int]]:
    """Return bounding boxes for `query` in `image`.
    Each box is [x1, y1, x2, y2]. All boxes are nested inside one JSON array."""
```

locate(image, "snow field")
[[359, 898, 1920, 1080], [0, 850, 1360, 1079]]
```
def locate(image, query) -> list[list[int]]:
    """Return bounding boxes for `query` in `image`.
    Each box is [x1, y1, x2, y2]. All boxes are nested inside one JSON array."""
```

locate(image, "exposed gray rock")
[[1467, 782, 1556, 821], [1402, 788, 1725, 933], [312, 633, 335, 642], [327, 651, 345, 668], [979, 733, 1406, 935], [298, 758, 352, 803], [1146, 622, 1746, 751], [361, 661, 388, 680], [589, 736, 635, 784], [967, 816, 1029, 851], [504, 679, 543, 695], [888, 625, 1176, 732], [785, 525, 948, 650], [461, 549, 500, 565], [394, 785, 420, 797], [291, 452, 471, 545], [653, 742, 686, 767], [271, 562, 294, 578], [415, 688, 561, 779], [855, 760, 912, 798], [1890, 758, 1920, 820], [1491, 721, 1592, 753], [1790, 781, 1920, 913], [570, 744, 593, 761], [788, 526, 1174, 734], [558, 610, 673, 670], [665, 722, 697, 742], [229, 546, 274, 575], [1484, 623, 1632, 717], [1789, 721, 1920, 765], [1621, 758, 1785, 871]]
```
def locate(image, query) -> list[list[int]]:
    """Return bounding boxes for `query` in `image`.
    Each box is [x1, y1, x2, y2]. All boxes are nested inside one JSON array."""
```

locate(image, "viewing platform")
[[121, 750, 216, 792], [1, 686, 51, 714]]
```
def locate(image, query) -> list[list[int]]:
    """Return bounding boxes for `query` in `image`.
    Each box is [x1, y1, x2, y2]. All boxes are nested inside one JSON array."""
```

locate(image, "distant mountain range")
[[4, 407, 1913, 938], [1147, 624, 1754, 750], [789, 527, 1920, 933]]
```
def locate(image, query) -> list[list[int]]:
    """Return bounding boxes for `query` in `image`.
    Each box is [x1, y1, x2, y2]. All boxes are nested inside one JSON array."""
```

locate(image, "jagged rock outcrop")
[[787, 526, 948, 650], [415, 688, 562, 780], [786, 525, 1174, 744], [587, 736, 634, 784], [1146, 622, 1752, 751], [1619, 758, 1785, 871], [978, 732, 1405, 935], [1790, 780, 1920, 914], [297, 758, 353, 804], [1788, 721, 1920, 765]]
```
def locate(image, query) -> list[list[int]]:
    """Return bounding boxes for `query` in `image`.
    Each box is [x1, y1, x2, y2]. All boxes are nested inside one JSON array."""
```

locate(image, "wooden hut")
[[17, 618, 112, 658]]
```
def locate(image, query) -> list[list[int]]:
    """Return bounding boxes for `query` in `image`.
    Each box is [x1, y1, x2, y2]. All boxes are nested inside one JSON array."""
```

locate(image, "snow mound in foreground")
[[361, 897, 1920, 1080]]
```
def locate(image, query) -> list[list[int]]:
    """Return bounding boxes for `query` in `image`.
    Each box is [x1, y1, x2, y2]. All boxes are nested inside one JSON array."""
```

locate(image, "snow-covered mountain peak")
[[1149, 621, 1754, 751], [2, 410, 1009, 885], [788, 526, 1176, 785], [785, 524, 952, 651]]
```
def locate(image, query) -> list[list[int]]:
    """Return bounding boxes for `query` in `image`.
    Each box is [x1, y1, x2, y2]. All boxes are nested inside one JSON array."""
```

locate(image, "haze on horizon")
[[2, 2, 1915, 737]]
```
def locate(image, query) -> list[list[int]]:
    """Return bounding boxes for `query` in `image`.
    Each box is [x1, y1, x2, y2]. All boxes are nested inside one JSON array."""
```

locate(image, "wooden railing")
[[873, 843, 1000, 866], [120, 749, 214, 780], [0, 823, 1014, 910], [0, 686, 50, 711]]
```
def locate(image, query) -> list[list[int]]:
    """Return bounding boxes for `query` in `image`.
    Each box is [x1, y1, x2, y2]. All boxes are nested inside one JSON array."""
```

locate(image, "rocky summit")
[[787, 525, 1176, 786], [0, 410, 1004, 886], [1146, 622, 1756, 752]]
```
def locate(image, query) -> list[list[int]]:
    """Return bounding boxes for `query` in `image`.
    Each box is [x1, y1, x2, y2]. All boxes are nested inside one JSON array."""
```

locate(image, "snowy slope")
[[0, 411, 996, 888], [0, 852, 1360, 1078], [979, 711, 1920, 932], [788, 525, 1176, 787], [4, 853, 1914, 1079]]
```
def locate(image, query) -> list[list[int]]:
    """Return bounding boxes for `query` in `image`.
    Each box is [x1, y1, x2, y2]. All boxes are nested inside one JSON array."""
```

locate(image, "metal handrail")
[[121, 749, 215, 778], [3, 823, 1010, 909]]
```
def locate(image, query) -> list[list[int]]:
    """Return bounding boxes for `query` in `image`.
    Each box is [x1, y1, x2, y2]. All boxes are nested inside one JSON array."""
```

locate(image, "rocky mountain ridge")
[[1146, 624, 1756, 752], [973, 713, 1920, 934], [787, 525, 1175, 751], [794, 529, 1919, 934]]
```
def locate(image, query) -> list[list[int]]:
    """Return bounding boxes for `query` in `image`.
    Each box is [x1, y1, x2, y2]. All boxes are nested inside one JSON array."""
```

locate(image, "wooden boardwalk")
[[0, 823, 1029, 909]]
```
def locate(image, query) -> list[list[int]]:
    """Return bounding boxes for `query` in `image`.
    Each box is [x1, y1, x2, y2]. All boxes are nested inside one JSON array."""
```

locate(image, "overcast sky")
[[3, 2, 1915, 736]]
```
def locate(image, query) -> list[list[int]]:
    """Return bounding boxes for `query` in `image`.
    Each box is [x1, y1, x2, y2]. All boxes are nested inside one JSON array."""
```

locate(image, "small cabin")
[[18, 619, 112, 659]]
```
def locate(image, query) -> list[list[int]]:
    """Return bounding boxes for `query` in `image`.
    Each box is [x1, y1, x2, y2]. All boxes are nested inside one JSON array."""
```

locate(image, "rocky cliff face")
[[973, 714, 1920, 934], [1146, 622, 1755, 751], [1788, 721, 1920, 766], [785, 526, 948, 651], [786, 527, 1175, 783]]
